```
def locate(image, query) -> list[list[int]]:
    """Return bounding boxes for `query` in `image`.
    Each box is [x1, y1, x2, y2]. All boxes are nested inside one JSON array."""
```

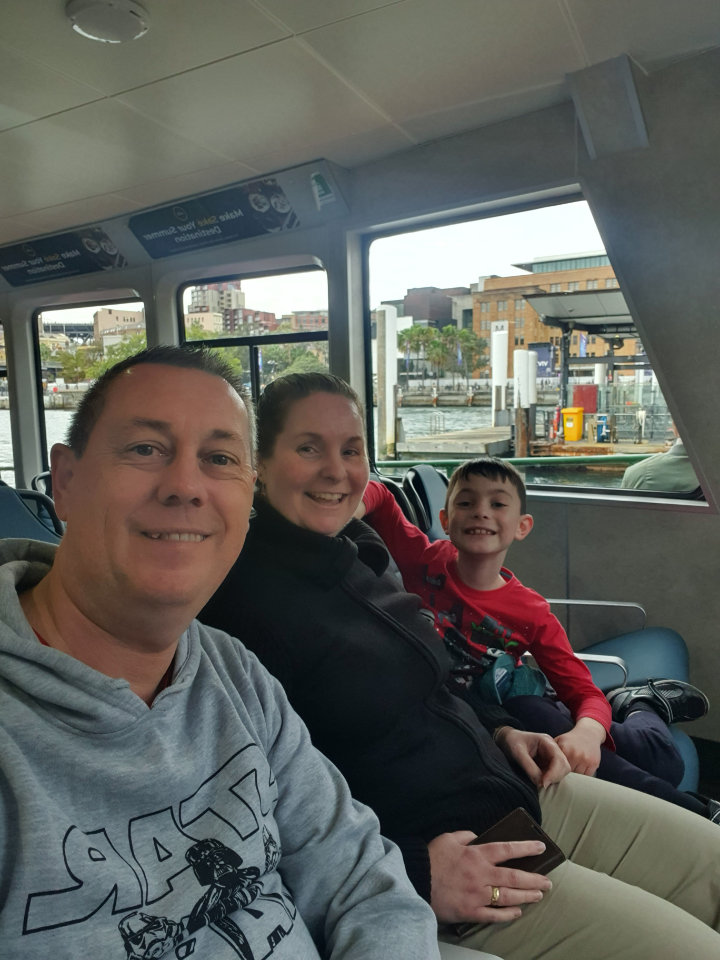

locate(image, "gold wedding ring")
[[490, 885, 501, 907]]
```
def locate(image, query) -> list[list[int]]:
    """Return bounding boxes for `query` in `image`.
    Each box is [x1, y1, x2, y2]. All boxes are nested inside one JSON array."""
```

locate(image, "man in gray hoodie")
[[0, 346, 443, 960]]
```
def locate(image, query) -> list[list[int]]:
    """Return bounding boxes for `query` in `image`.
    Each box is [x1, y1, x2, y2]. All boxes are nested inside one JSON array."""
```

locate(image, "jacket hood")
[[0, 539, 197, 734]]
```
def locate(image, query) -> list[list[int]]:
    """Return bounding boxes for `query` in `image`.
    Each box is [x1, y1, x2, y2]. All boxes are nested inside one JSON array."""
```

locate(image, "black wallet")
[[452, 807, 565, 938], [468, 806, 565, 872]]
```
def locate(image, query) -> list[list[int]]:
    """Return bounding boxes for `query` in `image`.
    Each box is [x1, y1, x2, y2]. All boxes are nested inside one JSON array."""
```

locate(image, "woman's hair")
[[257, 372, 364, 460], [67, 345, 254, 458]]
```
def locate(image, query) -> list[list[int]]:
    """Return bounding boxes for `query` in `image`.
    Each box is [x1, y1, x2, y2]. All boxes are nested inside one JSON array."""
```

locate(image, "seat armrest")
[[576, 652, 628, 688], [547, 598, 646, 645]]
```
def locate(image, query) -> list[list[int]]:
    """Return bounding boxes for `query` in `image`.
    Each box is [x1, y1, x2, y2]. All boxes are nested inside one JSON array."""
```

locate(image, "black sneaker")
[[707, 799, 720, 825], [606, 679, 709, 724]]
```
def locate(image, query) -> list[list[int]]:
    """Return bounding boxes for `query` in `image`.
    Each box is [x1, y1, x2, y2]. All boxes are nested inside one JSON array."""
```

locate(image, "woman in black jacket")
[[201, 372, 720, 959]]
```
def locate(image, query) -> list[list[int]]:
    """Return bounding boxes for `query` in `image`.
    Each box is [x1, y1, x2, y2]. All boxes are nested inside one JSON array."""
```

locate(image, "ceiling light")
[[65, 0, 151, 43]]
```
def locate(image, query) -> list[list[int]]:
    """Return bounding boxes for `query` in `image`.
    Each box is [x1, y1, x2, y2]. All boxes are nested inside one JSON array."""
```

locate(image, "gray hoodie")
[[0, 539, 440, 959]]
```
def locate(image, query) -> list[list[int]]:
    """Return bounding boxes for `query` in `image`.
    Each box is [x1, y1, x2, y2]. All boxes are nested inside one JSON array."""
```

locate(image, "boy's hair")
[[257, 372, 365, 460], [67, 345, 254, 460], [445, 457, 527, 513]]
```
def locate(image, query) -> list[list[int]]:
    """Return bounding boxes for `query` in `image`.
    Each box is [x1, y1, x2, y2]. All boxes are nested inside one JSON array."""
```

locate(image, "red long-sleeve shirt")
[[362, 480, 612, 736]]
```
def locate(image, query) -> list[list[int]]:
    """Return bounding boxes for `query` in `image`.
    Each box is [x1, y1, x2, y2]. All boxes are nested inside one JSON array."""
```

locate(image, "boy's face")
[[439, 473, 533, 559]]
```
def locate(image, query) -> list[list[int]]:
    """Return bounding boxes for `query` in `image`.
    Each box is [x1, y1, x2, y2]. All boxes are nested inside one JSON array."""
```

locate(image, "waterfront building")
[[472, 252, 636, 376]]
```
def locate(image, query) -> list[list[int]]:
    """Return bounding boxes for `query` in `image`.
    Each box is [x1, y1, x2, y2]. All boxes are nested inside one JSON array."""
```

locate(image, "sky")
[[40, 200, 605, 325]]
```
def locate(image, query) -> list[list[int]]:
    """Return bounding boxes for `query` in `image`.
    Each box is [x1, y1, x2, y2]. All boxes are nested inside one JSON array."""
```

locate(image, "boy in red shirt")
[[359, 457, 713, 814]]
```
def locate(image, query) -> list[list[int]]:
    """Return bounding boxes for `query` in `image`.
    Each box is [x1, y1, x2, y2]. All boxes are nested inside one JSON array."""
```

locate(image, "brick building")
[[473, 253, 635, 375]]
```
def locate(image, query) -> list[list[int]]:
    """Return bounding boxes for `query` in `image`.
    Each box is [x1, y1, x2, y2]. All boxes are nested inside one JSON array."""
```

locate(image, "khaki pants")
[[440, 773, 720, 959]]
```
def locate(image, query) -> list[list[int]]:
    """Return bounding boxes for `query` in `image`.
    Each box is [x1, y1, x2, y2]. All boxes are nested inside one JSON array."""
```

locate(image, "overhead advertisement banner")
[[128, 177, 300, 259], [0, 227, 127, 287], [0, 160, 349, 286]]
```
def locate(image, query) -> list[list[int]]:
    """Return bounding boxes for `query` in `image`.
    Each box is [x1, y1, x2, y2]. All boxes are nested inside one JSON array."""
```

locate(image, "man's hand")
[[554, 717, 605, 776], [494, 727, 570, 787], [428, 831, 552, 924]]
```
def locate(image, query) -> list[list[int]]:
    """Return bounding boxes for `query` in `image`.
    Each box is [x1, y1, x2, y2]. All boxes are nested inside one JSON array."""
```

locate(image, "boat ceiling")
[[1, 0, 719, 247]]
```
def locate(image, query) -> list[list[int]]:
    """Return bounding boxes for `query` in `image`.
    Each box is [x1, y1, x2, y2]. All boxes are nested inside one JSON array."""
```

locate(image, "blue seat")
[[579, 627, 698, 792], [581, 628, 689, 687], [0, 483, 64, 544]]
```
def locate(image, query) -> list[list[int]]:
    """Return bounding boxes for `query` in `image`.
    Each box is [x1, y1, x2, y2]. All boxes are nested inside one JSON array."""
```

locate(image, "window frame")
[[176, 266, 329, 404]]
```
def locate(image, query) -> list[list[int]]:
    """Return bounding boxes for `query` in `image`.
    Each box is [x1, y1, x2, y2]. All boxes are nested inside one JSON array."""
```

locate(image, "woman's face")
[[259, 391, 370, 536]]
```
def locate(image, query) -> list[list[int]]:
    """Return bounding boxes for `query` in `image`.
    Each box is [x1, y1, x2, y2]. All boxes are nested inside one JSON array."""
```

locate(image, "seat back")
[[0, 483, 64, 544], [402, 463, 449, 541]]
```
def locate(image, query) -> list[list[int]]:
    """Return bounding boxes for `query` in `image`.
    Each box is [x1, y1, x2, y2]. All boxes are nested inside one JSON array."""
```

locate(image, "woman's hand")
[[554, 717, 605, 776], [494, 727, 571, 787], [428, 831, 552, 924]]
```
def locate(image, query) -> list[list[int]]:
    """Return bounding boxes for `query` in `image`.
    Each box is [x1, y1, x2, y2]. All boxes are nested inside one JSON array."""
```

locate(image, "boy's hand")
[[554, 718, 606, 776], [494, 727, 570, 787]]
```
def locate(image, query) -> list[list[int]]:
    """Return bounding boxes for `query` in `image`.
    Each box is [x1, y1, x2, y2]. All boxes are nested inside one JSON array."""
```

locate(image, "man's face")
[[52, 364, 256, 626]]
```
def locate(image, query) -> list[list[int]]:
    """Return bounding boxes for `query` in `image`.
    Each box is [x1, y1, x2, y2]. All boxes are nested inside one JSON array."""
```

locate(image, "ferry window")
[[180, 269, 328, 402], [0, 322, 12, 484], [36, 299, 145, 472], [368, 200, 693, 494]]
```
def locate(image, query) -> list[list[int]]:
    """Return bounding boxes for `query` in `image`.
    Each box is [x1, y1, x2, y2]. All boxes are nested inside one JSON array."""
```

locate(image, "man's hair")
[[66, 345, 255, 459], [445, 456, 527, 513], [256, 372, 364, 460]]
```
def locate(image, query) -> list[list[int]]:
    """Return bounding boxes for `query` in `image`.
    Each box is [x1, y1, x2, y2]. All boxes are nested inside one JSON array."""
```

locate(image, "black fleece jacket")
[[200, 497, 540, 901]]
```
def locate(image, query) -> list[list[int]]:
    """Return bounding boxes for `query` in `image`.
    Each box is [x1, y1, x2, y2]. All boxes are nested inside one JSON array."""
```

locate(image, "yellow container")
[[562, 406, 584, 441]]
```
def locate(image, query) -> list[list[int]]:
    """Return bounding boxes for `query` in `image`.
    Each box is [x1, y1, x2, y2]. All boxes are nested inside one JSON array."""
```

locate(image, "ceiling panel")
[[116, 162, 263, 209], [10, 194, 147, 237], [0, 101, 230, 217], [301, 0, 583, 120], [247, 125, 414, 177], [116, 39, 410, 166], [567, 0, 720, 66], [0, 218, 51, 246], [0, 43, 104, 132], [254, 0, 404, 33], [0, 0, 716, 242], [0, 0, 288, 96], [400, 82, 568, 143]]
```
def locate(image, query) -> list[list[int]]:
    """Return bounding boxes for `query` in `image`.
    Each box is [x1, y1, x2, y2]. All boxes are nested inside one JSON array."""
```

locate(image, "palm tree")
[[457, 328, 488, 388], [398, 325, 434, 387], [426, 337, 447, 388], [440, 325, 461, 389]]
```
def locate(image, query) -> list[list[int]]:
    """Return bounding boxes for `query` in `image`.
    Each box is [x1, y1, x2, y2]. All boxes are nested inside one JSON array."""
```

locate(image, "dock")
[[396, 426, 512, 459], [530, 439, 668, 457], [394, 431, 668, 462]]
